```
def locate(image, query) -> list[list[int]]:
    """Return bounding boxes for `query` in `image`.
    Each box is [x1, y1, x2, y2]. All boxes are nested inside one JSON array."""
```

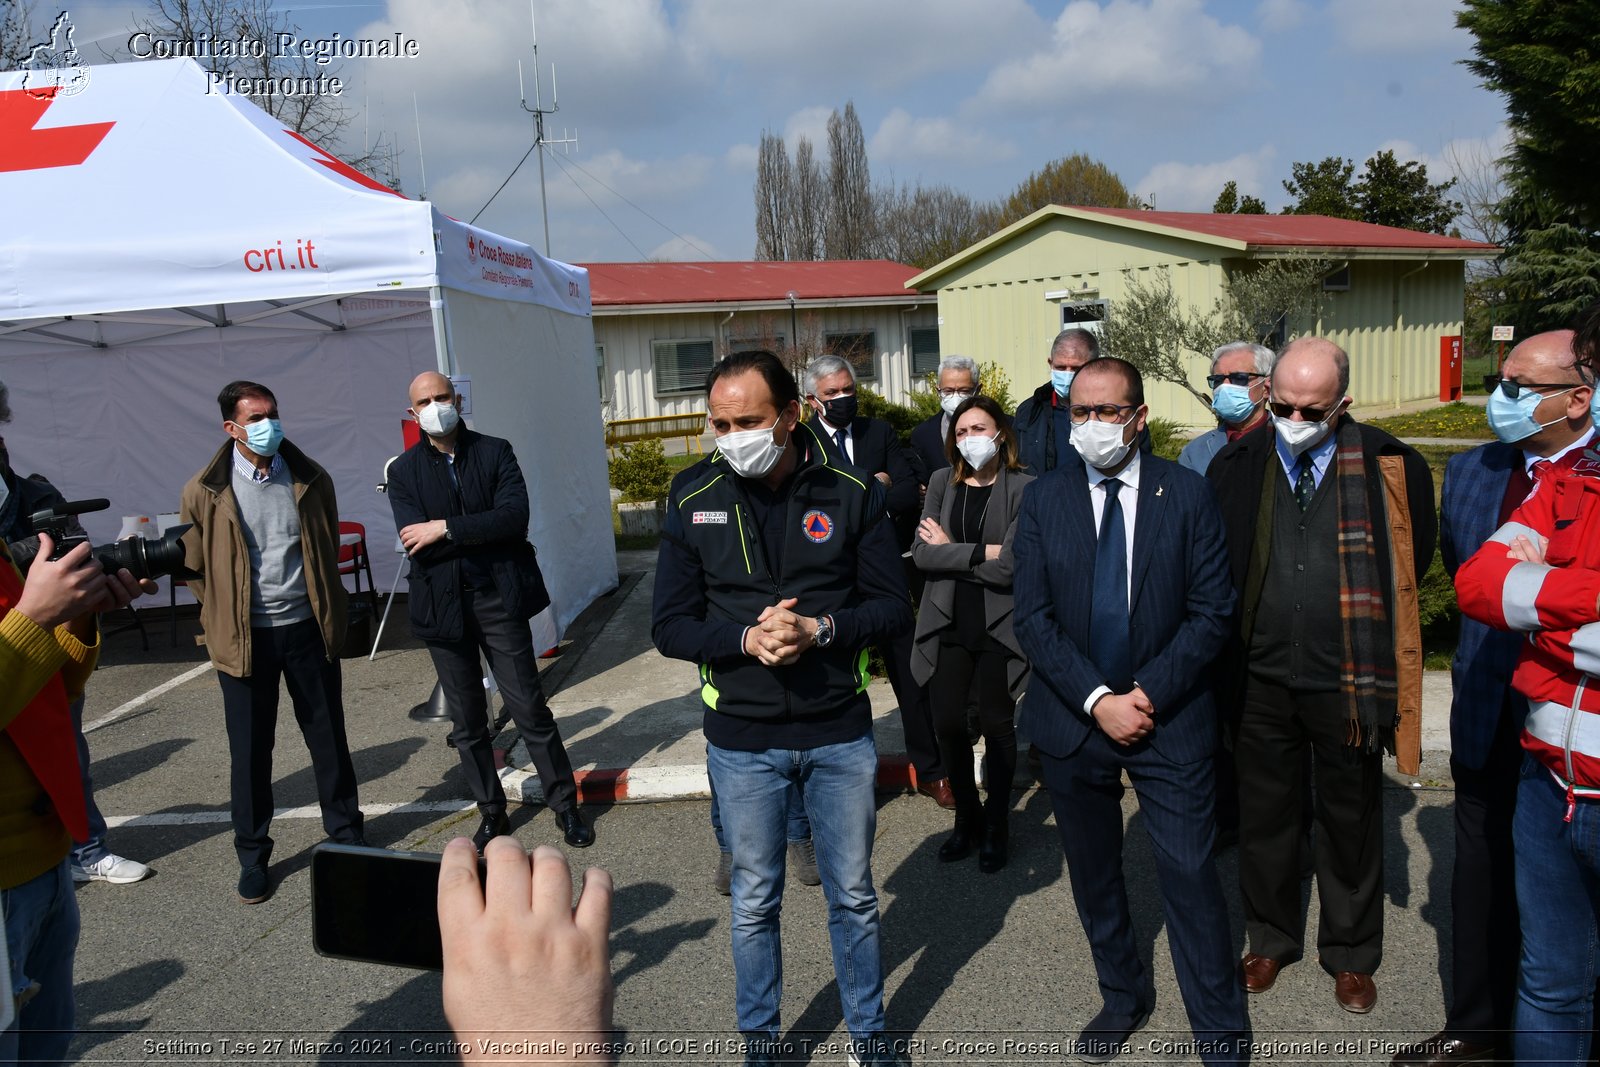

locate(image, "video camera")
[[8, 498, 198, 582]]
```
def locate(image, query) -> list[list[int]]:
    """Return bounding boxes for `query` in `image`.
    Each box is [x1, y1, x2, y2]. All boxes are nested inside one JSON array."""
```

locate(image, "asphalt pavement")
[[63, 551, 1463, 1064]]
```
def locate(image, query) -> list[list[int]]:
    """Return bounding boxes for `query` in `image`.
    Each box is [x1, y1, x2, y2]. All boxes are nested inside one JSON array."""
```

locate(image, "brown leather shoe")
[[917, 777, 957, 810], [1391, 1031, 1498, 1067], [1335, 971, 1377, 1013], [1239, 953, 1283, 993]]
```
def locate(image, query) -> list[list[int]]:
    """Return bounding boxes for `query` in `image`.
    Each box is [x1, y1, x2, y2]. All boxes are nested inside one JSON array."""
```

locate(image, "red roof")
[[577, 260, 924, 306], [1071, 207, 1499, 252]]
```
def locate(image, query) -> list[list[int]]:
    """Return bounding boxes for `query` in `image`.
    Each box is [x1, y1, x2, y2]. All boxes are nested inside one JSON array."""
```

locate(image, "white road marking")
[[83, 662, 213, 734], [104, 800, 482, 829]]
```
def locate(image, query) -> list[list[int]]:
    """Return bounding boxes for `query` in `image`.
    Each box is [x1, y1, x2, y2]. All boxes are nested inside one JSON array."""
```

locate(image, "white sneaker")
[[71, 854, 151, 884]]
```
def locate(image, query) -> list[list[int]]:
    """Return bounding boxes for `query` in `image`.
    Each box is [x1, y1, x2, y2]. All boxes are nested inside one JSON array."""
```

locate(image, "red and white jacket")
[[1456, 449, 1600, 814]]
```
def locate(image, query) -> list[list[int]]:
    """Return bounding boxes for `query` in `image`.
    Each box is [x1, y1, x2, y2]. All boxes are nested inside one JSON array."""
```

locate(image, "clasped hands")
[[742, 597, 819, 666], [1092, 687, 1156, 746]]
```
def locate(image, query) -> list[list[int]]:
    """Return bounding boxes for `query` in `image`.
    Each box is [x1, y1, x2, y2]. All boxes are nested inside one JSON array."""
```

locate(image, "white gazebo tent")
[[0, 58, 617, 650]]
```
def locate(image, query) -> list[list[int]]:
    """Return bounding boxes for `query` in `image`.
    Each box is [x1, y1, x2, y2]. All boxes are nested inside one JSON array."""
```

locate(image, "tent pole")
[[430, 285, 453, 375]]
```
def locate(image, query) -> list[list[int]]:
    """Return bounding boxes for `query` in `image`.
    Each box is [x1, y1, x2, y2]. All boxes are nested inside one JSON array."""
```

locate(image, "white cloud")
[[725, 143, 759, 170], [1326, 0, 1468, 53], [869, 108, 1014, 165], [1133, 146, 1277, 211], [783, 107, 834, 154], [679, 0, 1043, 89], [974, 0, 1261, 109], [649, 234, 721, 262], [1256, 0, 1307, 33], [1374, 126, 1510, 182]]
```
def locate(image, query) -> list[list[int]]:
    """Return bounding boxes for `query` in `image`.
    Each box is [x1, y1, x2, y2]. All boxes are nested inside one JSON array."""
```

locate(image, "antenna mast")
[[519, 2, 577, 256]]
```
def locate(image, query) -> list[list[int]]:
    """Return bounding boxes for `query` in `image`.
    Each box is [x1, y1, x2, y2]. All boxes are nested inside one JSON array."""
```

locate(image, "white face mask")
[[956, 432, 999, 469], [1070, 418, 1135, 470], [717, 420, 787, 479], [1272, 407, 1339, 458], [940, 391, 974, 417], [416, 401, 460, 437]]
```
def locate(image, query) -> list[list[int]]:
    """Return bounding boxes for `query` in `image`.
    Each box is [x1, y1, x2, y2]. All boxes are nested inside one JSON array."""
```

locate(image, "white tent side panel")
[[0, 305, 439, 602], [442, 288, 617, 647]]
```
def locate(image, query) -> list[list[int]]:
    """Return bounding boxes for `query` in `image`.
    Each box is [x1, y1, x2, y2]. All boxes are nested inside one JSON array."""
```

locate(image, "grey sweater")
[[232, 464, 312, 628]]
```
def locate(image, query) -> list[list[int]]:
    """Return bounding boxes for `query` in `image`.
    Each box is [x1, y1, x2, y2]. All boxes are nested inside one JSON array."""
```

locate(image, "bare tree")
[[2, 0, 38, 69], [753, 130, 791, 260], [789, 136, 825, 261], [873, 180, 992, 269], [825, 101, 873, 259]]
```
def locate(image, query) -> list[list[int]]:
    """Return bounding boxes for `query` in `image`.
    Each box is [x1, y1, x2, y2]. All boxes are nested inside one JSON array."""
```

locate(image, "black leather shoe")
[[938, 820, 977, 862], [978, 819, 1009, 873], [1073, 1001, 1153, 1063], [472, 811, 510, 854], [1391, 1031, 1499, 1067], [237, 864, 271, 904], [559, 808, 594, 848]]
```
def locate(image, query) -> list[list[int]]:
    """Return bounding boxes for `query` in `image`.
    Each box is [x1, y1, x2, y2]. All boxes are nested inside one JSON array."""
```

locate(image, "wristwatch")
[[443, 521, 453, 541], [814, 614, 835, 649]]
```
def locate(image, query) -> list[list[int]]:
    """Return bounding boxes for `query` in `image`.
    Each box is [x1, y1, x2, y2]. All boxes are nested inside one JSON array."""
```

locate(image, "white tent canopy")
[[0, 58, 617, 649]]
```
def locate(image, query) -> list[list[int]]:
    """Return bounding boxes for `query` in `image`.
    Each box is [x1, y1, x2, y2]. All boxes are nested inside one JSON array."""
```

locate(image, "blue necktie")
[[1089, 478, 1133, 693], [834, 427, 849, 461]]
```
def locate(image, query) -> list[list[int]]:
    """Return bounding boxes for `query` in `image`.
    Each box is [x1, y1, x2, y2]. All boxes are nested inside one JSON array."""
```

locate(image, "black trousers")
[[884, 627, 944, 784], [1237, 674, 1384, 974], [217, 618, 362, 868], [1445, 693, 1523, 1043], [1039, 737, 1247, 1062], [426, 586, 578, 816], [928, 640, 1015, 821]]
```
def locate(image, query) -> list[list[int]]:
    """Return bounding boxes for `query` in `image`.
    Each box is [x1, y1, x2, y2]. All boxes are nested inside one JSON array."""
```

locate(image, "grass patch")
[[1367, 402, 1492, 441]]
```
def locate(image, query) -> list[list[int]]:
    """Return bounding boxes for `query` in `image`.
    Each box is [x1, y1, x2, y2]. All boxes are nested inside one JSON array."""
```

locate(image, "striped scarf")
[[1334, 421, 1395, 753]]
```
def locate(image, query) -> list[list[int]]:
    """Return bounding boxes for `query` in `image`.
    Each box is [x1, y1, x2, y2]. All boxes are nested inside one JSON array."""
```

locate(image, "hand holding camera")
[[13, 532, 145, 632]]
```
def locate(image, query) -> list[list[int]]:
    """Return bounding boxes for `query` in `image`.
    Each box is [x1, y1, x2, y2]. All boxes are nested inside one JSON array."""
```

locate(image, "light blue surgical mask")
[[1486, 385, 1572, 445], [239, 417, 284, 457], [1591, 380, 1600, 430], [1211, 383, 1259, 425], [1051, 368, 1075, 398]]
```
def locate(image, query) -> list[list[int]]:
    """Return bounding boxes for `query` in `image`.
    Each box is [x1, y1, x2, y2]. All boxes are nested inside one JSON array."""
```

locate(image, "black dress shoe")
[[1391, 1032, 1498, 1067], [1073, 1001, 1153, 1063], [472, 811, 510, 854], [938, 820, 977, 862], [559, 808, 594, 848], [978, 820, 1009, 873]]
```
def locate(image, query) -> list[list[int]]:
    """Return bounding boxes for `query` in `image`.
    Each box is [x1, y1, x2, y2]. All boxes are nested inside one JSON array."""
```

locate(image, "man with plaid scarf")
[[1207, 338, 1435, 1015]]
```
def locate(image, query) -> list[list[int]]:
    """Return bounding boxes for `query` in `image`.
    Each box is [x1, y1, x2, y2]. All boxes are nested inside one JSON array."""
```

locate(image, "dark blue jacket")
[[386, 428, 550, 642], [1439, 440, 1529, 769], [1014, 452, 1235, 764]]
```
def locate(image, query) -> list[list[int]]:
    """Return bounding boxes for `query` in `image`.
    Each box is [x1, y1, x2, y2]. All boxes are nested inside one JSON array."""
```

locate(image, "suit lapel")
[[1129, 461, 1167, 612]]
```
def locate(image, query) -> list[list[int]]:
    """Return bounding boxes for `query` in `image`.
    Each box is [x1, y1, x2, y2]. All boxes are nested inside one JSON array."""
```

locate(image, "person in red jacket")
[[1454, 328, 1600, 1067]]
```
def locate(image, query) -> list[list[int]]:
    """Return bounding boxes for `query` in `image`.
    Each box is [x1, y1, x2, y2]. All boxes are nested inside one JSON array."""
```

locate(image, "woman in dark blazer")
[[911, 395, 1033, 872]]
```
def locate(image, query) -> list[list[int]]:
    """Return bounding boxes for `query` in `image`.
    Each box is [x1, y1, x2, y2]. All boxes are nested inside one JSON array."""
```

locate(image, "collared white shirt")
[[1273, 421, 1338, 490], [1523, 428, 1598, 475], [824, 419, 854, 464], [232, 445, 284, 485], [1081, 448, 1141, 715]]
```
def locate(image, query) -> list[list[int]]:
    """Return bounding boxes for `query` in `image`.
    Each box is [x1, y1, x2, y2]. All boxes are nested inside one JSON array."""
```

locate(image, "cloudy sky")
[[52, 0, 1508, 264]]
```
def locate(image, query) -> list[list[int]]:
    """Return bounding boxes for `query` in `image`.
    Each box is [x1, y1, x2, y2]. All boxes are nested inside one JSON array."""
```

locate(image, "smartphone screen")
[[311, 843, 481, 971]]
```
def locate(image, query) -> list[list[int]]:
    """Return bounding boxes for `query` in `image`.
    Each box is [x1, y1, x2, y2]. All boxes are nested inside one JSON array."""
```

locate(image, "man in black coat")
[[908, 356, 982, 487], [805, 354, 951, 808], [387, 371, 591, 852]]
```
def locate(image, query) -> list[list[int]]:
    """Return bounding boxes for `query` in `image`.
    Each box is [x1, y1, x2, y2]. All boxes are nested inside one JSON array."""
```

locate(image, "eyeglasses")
[[1488, 376, 1582, 400], [1068, 403, 1138, 425], [1205, 371, 1266, 389], [936, 388, 975, 398], [1268, 400, 1339, 422]]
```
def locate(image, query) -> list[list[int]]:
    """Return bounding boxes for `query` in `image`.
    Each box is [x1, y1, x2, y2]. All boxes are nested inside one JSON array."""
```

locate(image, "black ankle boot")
[[978, 817, 1009, 873], [938, 819, 977, 862]]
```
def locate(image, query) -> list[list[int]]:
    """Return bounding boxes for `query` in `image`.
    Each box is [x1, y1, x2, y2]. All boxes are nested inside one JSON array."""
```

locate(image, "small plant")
[[906, 359, 1015, 420], [608, 439, 672, 502], [1145, 417, 1187, 461]]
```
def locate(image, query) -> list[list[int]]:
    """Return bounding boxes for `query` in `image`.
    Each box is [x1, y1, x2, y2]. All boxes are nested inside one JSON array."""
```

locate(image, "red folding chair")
[[338, 521, 378, 612]]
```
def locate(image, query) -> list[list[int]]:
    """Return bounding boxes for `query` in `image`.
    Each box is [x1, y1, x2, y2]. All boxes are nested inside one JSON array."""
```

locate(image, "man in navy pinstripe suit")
[[1014, 358, 1246, 1064]]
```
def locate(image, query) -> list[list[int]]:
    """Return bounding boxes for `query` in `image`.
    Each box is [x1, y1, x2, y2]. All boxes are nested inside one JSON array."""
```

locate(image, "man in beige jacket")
[[180, 380, 364, 904]]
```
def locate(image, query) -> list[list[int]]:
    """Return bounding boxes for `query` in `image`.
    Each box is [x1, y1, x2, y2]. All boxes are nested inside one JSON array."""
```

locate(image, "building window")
[[909, 326, 941, 377], [1322, 265, 1352, 291], [1060, 300, 1109, 341], [595, 343, 608, 401], [652, 338, 715, 396], [825, 330, 877, 381]]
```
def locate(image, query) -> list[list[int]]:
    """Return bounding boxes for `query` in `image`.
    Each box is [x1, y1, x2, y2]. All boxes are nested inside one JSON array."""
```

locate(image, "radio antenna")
[[518, 1, 578, 256]]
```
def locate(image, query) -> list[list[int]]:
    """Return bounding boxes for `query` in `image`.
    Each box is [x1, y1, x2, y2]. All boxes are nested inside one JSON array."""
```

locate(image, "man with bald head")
[[1395, 331, 1593, 1065], [180, 380, 365, 903], [386, 372, 591, 853], [1208, 338, 1434, 1014]]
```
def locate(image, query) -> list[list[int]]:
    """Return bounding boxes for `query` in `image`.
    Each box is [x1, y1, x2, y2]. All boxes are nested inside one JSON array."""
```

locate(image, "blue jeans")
[[707, 733, 885, 1039], [2, 859, 79, 1065], [1514, 756, 1600, 1066], [68, 697, 110, 868], [708, 751, 811, 850]]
